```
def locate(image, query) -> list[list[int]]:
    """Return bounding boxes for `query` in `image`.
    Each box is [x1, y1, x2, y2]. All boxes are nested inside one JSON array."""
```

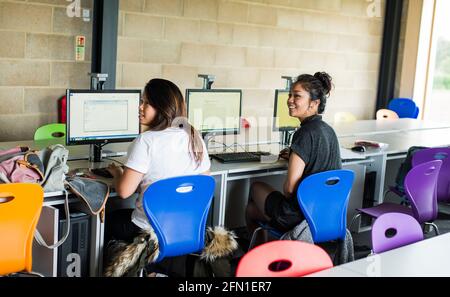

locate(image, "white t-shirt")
[[125, 127, 211, 230]]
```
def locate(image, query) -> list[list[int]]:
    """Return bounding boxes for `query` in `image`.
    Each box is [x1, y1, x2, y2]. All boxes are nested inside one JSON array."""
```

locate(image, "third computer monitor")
[[186, 89, 242, 136], [273, 89, 300, 131]]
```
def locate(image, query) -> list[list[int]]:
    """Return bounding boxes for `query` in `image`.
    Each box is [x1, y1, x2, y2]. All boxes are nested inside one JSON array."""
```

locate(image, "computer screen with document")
[[186, 89, 242, 136], [66, 89, 141, 145]]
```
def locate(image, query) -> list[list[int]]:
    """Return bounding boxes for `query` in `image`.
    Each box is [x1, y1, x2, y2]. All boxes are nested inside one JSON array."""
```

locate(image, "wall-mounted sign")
[[75, 35, 85, 62]]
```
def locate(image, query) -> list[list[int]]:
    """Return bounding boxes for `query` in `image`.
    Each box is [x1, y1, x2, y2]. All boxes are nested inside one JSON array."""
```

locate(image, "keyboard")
[[90, 168, 114, 178], [210, 152, 271, 163]]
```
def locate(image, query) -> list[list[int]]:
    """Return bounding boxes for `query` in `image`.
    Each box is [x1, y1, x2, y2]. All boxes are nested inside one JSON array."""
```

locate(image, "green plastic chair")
[[34, 123, 66, 141]]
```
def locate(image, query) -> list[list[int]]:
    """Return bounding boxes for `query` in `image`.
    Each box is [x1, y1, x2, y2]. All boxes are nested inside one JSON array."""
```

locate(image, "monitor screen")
[[186, 89, 242, 135], [66, 90, 141, 145], [273, 90, 300, 131]]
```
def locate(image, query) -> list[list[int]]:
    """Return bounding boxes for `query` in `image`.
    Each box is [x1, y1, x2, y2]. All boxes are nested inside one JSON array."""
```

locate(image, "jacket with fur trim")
[[104, 226, 238, 277]]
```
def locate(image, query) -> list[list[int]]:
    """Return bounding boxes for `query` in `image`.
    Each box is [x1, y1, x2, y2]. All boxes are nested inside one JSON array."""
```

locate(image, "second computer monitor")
[[186, 89, 242, 136], [273, 89, 300, 131]]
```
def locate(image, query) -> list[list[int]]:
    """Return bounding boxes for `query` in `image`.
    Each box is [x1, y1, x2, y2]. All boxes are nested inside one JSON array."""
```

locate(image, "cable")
[[209, 140, 238, 152]]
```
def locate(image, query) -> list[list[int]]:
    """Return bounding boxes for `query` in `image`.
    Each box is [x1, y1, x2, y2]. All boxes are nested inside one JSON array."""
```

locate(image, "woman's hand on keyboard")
[[106, 163, 124, 178], [279, 148, 290, 160]]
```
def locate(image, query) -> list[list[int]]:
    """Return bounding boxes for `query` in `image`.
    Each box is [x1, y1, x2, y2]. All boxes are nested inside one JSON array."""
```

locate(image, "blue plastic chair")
[[297, 170, 355, 243], [388, 98, 419, 119], [249, 170, 355, 249], [142, 175, 215, 262]]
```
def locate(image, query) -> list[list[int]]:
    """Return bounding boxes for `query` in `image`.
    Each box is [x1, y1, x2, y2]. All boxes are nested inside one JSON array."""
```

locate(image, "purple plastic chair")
[[412, 148, 450, 203], [371, 213, 424, 254], [351, 160, 442, 235]]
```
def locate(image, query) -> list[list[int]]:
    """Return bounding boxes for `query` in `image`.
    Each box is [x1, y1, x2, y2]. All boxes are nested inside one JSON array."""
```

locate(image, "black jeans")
[[104, 208, 141, 244]]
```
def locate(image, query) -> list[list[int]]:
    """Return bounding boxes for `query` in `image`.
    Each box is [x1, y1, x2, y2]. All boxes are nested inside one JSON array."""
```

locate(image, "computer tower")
[[57, 211, 91, 277]]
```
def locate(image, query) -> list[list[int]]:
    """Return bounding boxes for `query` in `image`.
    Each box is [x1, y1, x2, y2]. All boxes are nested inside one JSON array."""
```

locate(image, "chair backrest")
[[236, 240, 333, 277], [387, 98, 418, 119], [371, 213, 424, 254], [0, 183, 44, 275], [333, 112, 357, 124], [376, 109, 399, 120], [405, 160, 442, 223], [297, 169, 355, 243], [142, 175, 215, 262], [412, 148, 450, 203], [34, 123, 66, 141]]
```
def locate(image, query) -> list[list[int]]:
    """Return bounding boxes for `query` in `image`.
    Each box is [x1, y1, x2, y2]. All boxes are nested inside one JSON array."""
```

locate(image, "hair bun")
[[314, 72, 333, 96]]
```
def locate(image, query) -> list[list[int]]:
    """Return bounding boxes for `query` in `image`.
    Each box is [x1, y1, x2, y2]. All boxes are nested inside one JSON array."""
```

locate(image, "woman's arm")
[[107, 164, 144, 199], [283, 152, 306, 198]]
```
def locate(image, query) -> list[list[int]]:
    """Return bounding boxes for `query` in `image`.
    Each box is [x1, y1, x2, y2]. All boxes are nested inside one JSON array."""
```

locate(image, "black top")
[[290, 114, 342, 182]]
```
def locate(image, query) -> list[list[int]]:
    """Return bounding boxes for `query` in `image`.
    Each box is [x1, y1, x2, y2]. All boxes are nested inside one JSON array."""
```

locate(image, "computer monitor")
[[186, 89, 242, 136], [273, 89, 300, 131], [66, 89, 141, 160]]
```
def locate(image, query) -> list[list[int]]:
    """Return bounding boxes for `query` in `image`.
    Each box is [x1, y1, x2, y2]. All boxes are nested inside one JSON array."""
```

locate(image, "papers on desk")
[[340, 147, 366, 160], [355, 140, 389, 150]]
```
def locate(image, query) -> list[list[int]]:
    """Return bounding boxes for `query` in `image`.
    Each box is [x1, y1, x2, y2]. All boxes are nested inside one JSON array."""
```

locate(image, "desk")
[[1, 120, 449, 276], [333, 118, 450, 137], [309, 232, 450, 277]]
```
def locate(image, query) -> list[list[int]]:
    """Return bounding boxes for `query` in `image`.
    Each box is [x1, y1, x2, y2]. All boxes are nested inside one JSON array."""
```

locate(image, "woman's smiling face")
[[288, 83, 314, 120]]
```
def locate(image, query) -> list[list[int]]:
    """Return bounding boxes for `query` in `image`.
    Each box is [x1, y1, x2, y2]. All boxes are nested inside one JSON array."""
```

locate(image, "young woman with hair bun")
[[246, 72, 342, 240]]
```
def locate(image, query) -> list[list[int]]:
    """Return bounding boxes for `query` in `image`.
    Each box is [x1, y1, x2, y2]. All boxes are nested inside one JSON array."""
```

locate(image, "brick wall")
[[0, 0, 92, 141], [0, 0, 385, 142], [117, 0, 385, 143]]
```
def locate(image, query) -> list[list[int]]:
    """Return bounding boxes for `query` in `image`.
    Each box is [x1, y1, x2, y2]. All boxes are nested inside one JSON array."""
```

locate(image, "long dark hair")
[[293, 72, 333, 114], [143, 78, 204, 166]]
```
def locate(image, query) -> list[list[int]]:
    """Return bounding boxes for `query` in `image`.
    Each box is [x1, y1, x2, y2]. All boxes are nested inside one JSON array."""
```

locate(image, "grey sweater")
[[280, 220, 354, 265]]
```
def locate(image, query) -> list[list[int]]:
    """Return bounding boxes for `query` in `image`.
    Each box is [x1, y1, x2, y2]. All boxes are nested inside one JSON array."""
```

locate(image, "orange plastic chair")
[[376, 109, 399, 120], [0, 183, 44, 276], [236, 240, 333, 277]]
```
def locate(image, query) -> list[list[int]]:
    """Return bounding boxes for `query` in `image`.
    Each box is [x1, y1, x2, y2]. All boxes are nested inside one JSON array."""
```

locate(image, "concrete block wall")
[[0, 0, 385, 142], [0, 0, 92, 141], [117, 0, 385, 144]]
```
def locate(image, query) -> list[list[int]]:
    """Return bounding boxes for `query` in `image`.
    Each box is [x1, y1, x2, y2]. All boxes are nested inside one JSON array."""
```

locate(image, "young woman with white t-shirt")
[[105, 79, 211, 246]]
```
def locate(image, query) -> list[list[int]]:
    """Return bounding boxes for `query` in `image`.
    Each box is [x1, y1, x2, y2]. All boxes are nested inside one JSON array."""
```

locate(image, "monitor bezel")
[[66, 89, 142, 146], [185, 88, 243, 136], [273, 89, 299, 132]]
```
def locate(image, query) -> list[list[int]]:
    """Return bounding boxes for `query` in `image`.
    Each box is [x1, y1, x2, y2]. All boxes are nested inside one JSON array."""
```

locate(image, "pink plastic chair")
[[236, 240, 333, 277]]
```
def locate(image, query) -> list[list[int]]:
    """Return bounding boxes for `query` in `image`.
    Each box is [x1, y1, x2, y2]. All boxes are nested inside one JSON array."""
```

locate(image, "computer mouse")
[[351, 145, 366, 153]]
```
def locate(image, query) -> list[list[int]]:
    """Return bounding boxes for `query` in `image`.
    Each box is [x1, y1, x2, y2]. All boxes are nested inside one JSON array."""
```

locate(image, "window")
[[423, 0, 450, 122]]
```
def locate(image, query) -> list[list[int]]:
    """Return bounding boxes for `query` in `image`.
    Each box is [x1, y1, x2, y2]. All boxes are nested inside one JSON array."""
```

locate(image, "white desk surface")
[[2, 123, 449, 198], [306, 266, 365, 277], [333, 119, 450, 137], [312, 233, 450, 277], [338, 128, 450, 157]]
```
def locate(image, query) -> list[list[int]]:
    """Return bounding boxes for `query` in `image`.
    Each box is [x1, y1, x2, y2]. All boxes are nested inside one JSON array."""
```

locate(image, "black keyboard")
[[210, 152, 270, 163], [90, 168, 114, 178]]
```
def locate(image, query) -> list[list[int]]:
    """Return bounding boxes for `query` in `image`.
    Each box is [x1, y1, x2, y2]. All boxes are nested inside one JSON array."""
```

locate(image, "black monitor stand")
[[88, 73, 108, 163], [89, 143, 107, 163], [280, 131, 293, 147]]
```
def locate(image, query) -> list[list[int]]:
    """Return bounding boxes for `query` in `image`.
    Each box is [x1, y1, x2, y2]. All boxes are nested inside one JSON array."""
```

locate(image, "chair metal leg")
[[248, 227, 263, 251], [425, 222, 440, 236], [349, 213, 362, 233], [383, 189, 392, 200], [6, 271, 44, 277]]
